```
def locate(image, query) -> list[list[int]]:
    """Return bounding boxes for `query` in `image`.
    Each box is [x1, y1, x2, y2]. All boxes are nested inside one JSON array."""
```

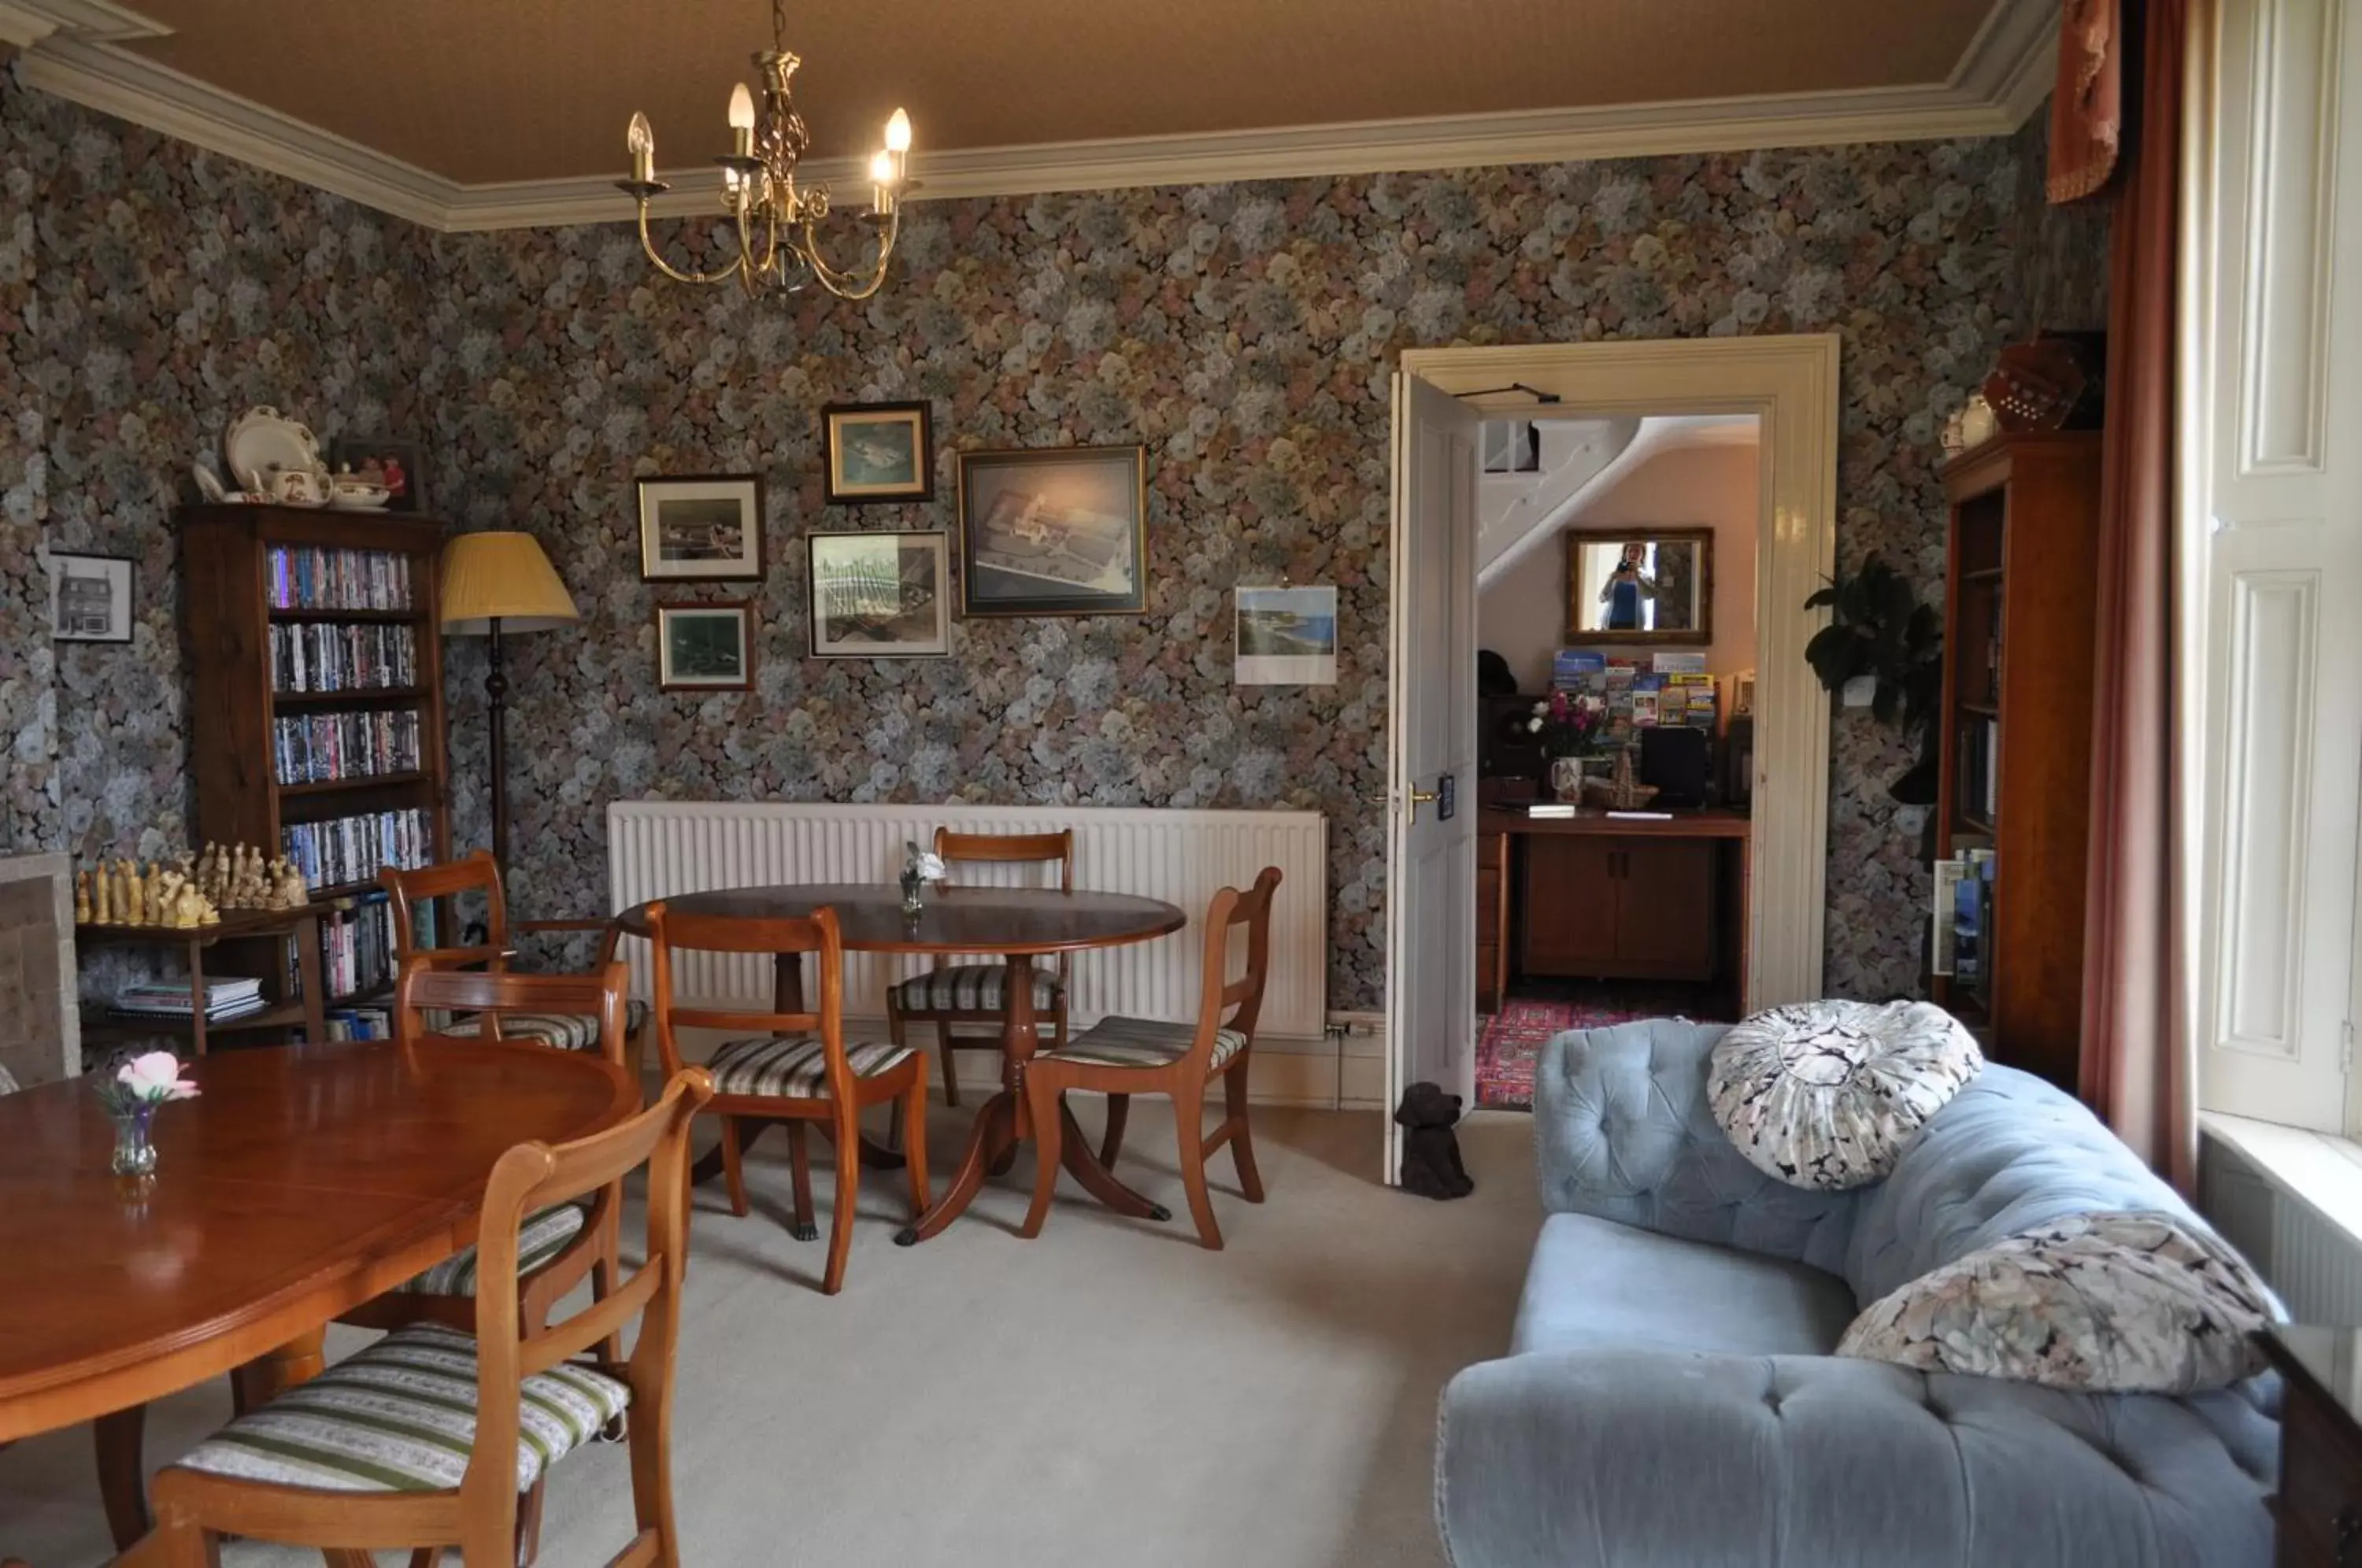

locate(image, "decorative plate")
[[224, 406, 324, 492]]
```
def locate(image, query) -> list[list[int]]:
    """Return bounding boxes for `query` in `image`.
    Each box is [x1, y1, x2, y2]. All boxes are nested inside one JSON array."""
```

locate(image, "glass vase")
[[900, 871, 926, 915], [110, 1104, 159, 1178]]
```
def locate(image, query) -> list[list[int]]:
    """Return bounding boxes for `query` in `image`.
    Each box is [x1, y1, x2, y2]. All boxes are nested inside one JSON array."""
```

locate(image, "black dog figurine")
[[1396, 1081, 1475, 1200]]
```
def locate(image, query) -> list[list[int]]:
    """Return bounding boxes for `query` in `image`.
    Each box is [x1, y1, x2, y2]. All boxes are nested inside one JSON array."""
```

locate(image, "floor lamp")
[[439, 532, 579, 873]]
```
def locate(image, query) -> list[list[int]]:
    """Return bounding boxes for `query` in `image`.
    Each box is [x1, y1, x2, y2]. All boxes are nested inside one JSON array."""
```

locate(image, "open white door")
[[1383, 372, 1482, 1183]]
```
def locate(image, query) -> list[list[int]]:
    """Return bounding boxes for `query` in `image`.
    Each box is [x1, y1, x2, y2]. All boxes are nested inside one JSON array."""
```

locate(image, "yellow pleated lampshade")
[[439, 532, 579, 634]]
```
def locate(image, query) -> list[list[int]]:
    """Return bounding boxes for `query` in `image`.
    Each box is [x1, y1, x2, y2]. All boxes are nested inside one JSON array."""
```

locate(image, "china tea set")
[[193, 407, 393, 511]]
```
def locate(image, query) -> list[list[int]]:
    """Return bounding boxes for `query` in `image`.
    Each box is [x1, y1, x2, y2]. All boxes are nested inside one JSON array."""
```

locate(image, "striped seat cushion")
[[890, 964, 1063, 1015], [401, 1203, 587, 1296], [172, 1322, 628, 1495], [1041, 1015, 1249, 1073], [706, 1035, 917, 1099], [441, 999, 650, 1052]]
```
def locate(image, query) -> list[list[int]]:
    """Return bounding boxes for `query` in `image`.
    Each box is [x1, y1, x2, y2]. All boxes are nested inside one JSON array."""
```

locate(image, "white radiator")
[[2202, 1129, 2362, 1323], [605, 802, 1328, 1040]]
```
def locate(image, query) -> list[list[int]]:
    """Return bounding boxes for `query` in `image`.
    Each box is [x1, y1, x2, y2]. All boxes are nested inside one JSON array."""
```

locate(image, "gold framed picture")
[[822, 402, 935, 505], [637, 475, 765, 582], [654, 601, 755, 691]]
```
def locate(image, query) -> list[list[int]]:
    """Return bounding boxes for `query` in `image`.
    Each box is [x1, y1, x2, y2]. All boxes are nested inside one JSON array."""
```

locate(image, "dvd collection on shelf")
[[1955, 717, 2001, 826], [266, 546, 414, 612], [1930, 847, 1997, 990], [283, 808, 433, 890], [273, 710, 423, 786], [269, 622, 419, 693]]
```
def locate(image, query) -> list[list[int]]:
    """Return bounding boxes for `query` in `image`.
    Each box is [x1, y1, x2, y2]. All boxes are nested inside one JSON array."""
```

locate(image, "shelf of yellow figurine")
[[74, 891, 331, 1057]]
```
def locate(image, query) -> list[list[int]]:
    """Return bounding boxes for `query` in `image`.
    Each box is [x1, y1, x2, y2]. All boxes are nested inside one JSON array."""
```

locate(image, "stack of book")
[[1931, 848, 1998, 989], [113, 977, 267, 1022], [1552, 650, 1721, 741]]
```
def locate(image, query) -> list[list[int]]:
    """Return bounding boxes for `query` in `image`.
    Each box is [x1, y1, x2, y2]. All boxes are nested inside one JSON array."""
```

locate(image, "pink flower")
[[117, 1050, 200, 1104]]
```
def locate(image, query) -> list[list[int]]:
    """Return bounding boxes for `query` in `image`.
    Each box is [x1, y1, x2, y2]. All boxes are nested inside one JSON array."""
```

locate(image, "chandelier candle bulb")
[[727, 82, 757, 157], [886, 106, 912, 155], [870, 149, 898, 216], [627, 113, 655, 185]]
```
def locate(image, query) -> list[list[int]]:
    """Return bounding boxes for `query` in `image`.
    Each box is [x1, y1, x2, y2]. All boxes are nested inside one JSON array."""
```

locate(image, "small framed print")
[[1235, 586, 1338, 685], [655, 601, 755, 691], [956, 445, 1149, 617], [48, 552, 135, 643], [823, 402, 935, 505], [637, 475, 765, 582], [328, 435, 426, 513], [809, 531, 950, 658]]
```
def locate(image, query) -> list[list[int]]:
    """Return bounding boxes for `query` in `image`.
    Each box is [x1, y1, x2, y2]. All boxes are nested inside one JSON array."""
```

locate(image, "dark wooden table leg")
[[94, 1405, 149, 1549], [987, 954, 1038, 1178], [1057, 1103, 1169, 1221], [895, 1092, 1016, 1245]]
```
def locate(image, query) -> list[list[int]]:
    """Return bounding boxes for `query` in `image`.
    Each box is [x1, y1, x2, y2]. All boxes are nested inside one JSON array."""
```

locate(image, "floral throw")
[[1708, 1000, 1982, 1190], [1838, 1211, 2279, 1392]]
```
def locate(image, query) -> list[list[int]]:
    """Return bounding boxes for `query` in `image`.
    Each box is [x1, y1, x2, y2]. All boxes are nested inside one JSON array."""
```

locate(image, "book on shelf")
[[266, 546, 413, 612], [1527, 802, 1578, 819], [1552, 649, 1606, 688], [1957, 716, 2001, 823], [1952, 872, 1985, 989], [112, 978, 267, 1020], [269, 622, 418, 694], [324, 1005, 394, 1041], [318, 892, 398, 1001], [1652, 652, 1708, 675], [1930, 858, 1969, 975]]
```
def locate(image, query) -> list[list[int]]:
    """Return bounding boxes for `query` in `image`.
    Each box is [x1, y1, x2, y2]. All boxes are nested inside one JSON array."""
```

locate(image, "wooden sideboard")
[[1478, 807, 1750, 1006]]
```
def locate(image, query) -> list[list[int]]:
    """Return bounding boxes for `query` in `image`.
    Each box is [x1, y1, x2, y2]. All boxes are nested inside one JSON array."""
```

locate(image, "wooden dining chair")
[[382, 850, 644, 1059], [119, 1068, 713, 1568], [649, 901, 931, 1296], [884, 827, 1075, 1107], [1020, 867, 1283, 1251]]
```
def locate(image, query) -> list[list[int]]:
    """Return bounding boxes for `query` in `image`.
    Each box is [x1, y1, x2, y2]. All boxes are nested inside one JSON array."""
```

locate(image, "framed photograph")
[[1235, 586, 1338, 686], [327, 435, 426, 513], [808, 531, 950, 658], [654, 601, 755, 691], [823, 402, 935, 505], [636, 475, 765, 582], [956, 446, 1148, 617], [48, 553, 135, 643]]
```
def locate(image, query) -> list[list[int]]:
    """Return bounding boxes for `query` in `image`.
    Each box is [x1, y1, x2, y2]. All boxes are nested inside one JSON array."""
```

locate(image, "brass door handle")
[[1408, 786, 1440, 823]]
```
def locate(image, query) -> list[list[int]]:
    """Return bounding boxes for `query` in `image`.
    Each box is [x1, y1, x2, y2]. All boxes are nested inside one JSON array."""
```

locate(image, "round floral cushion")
[[1708, 1000, 1983, 1190], [1837, 1211, 2279, 1392]]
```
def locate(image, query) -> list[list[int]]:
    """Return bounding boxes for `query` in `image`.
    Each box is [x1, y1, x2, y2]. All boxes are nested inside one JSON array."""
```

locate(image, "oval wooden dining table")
[[0, 1038, 639, 1548], [614, 883, 1187, 1244]]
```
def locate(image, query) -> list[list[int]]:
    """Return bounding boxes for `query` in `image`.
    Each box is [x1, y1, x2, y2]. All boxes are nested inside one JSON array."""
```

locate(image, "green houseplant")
[[1802, 553, 1945, 803]]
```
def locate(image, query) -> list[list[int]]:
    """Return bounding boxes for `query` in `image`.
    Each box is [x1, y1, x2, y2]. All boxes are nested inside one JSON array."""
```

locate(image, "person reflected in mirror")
[[1599, 542, 1657, 631]]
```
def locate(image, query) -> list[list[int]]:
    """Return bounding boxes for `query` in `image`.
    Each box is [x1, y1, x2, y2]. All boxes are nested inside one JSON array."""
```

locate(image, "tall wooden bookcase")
[[1930, 432, 2104, 1090], [180, 505, 451, 1012]]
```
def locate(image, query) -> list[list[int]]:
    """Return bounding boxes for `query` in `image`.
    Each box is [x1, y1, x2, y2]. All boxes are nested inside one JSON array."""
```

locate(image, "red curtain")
[[2076, 0, 2193, 1189], [2052, 0, 2127, 201]]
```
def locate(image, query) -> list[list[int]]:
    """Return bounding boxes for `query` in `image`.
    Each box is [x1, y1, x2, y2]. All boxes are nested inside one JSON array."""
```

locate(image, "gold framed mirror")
[[1563, 526, 1715, 646]]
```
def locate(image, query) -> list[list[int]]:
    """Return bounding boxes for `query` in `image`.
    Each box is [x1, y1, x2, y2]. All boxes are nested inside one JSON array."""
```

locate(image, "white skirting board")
[[607, 800, 1331, 1069]]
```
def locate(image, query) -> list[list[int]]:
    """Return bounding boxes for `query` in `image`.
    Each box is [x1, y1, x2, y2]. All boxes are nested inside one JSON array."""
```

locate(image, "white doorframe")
[[1391, 334, 1841, 1037]]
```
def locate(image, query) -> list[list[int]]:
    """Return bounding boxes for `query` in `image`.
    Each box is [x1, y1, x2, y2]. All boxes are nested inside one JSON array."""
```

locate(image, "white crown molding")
[[10, 0, 2062, 234]]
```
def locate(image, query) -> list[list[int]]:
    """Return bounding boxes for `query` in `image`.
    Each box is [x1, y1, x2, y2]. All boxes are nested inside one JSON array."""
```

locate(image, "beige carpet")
[[1, 1101, 1539, 1567]]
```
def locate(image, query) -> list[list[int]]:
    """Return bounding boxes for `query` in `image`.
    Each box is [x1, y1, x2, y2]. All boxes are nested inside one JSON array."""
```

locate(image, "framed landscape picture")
[[823, 402, 934, 505], [1235, 585, 1338, 685], [956, 446, 1148, 617], [808, 531, 950, 658], [637, 475, 765, 582], [48, 552, 135, 643], [654, 601, 755, 691]]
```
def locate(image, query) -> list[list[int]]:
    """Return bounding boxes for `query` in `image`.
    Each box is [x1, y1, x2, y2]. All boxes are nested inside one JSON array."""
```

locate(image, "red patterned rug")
[[1477, 989, 1734, 1109]]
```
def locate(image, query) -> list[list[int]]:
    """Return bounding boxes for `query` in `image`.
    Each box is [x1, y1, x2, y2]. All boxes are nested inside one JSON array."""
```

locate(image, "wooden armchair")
[[382, 851, 643, 1059], [884, 828, 1075, 1106], [121, 1069, 713, 1568], [1020, 867, 1283, 1250], [650, 901, 931, 1296]]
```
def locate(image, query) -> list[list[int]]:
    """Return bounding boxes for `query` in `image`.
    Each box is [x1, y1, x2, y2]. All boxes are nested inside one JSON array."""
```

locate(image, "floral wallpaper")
[[3, 61, 2108, 1014], [0, 65, 433, 871]]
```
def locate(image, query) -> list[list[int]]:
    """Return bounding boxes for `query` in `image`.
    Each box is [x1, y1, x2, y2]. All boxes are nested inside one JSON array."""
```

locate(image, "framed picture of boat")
[[637, 474, 764, 582], [1235, 585, 1338, 685], [808, 530, 950, 657], [822, 401, 935, 505], [955, 446, 1148, 616]]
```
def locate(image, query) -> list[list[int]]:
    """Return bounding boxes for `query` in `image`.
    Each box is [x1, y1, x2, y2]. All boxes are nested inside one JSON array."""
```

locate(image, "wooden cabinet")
[[2261, 1327, 2362, 1568], [1931, 434, 2103, 1089], [1475, 831, 1510, 1011], [1521, 834, 1715, 982]]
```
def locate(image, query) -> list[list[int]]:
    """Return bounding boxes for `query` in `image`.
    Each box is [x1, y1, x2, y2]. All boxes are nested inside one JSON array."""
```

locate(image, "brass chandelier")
[[616, 0, 912, 300]]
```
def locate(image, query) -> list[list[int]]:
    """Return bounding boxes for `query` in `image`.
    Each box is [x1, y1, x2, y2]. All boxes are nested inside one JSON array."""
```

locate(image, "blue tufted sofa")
[[1435, 1019, 2279, 1567]]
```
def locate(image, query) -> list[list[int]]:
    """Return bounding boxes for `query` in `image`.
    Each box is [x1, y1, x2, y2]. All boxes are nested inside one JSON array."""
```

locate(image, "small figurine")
[[272, 858, 309, 911], [143, 861, 166, 923], [154, 870, 185, 928], [194, 842, 218, 901], [120, 859, 145, 927], [93, 862, 113, 924], [75, 870, 92, 925], [174, 882, 208, 929]]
